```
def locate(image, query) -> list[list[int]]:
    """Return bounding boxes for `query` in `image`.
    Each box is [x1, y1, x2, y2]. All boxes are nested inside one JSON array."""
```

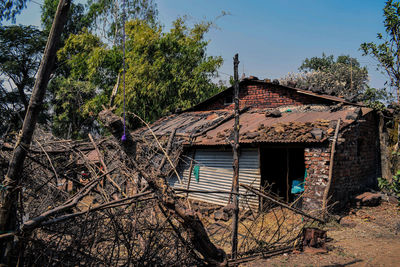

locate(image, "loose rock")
[[354, 192, 382, 207]]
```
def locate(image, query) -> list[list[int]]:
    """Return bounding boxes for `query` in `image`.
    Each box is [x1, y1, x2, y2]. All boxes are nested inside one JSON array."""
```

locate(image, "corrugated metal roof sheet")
[[132, 110, 233, 137], [169, 148, 260, 209], [193, 107, 373, 145]]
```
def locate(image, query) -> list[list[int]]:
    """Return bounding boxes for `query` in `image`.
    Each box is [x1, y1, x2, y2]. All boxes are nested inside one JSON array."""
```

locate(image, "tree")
[[107, 19, 223, 124], [41, 0, 92, 39], [41, 0, 158, 138], [361, 0, 400, 104], [86, 0, 158, 42], [0, 0, 71, 264], [0, 25, 46, 109], [0, 25, 47, 136], [281, 54, 368, 100], [0, 0, 28, 23], [50, 18, 223, 136], [50, 29, 121, 138]]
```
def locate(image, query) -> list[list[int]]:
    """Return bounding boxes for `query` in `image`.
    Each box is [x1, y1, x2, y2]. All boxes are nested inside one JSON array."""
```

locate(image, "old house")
[[135, 77, 382, 212]]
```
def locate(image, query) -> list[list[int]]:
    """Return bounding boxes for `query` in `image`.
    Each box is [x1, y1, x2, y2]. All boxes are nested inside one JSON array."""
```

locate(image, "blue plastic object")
[[291, 180, 304, 194], [193, 165, 200, 182], [291, 168, 307, 194]]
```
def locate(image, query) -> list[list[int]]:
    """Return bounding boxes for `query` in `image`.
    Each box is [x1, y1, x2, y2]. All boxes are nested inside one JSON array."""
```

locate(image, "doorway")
[[260, 147, 305, 204]]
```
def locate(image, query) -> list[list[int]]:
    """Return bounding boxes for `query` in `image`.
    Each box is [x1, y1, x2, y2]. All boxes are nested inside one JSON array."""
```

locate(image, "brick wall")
[[303, 146, 331, 211], [330, 112, 380, 208], [302, 112, 380, 212], [198, 82, 331, 110]]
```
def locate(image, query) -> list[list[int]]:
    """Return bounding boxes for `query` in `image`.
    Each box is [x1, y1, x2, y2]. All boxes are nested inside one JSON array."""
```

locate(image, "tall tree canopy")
[[1, 0, 223, 138], [86, 0, 157, 41], [40, 0, 158, 138], [110, 19, 223, 123], [0, 0, 28, 23], [50, 29, 121, 138], [0, 25, 46, 109], [53, 19, 223, 138], [361, 0, 400, 103], [280, 53, 368, 100], [0, 25, 46, 135]]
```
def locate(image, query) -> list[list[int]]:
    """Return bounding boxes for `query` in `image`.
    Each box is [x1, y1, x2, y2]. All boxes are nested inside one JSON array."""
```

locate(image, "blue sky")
[[13, 0, 389, 89]]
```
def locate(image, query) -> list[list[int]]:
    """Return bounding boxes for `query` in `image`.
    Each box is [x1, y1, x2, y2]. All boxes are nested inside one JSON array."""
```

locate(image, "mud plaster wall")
[[330, 112, 381, 208], [198, 83, 332, 111]]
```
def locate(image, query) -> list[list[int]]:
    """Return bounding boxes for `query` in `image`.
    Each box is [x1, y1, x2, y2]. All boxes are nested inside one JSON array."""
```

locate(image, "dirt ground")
[[243, 201, 400, 267]]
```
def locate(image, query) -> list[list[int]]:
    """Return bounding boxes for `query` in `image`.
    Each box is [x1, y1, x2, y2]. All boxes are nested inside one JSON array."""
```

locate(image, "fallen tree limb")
[[88, 133, 126, 198], [240, 184, 325, 224], [158, 127, 177, 172], [21, 167, 117, 232], [128, 111, 183, 185], [98, 109, 227, 266], [40, 192, 154, 227], [175, 188, 254, 196], [0, 0, 72, 263]]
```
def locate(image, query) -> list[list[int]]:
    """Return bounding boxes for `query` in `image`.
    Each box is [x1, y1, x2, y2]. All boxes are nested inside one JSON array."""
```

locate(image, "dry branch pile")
[[0, 111, 323, 266]]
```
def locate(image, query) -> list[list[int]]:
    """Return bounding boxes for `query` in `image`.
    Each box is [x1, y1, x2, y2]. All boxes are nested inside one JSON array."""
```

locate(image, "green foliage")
[[282, 54, 368, 99], [50, 19, 223, 136], [50, 29, 121, 138], [361, 86, 390, 111], [0, 25, 46, 135], [57, 29, 104, 80], [378, 171, 400, 204], [37, 1, 221, 137], [360, 0, 400, 101], [0, 25, 46, 101], [299, 53, 335, 72], [109, 19, 223, 124], [41, 0, 92, 39], [86, 0, 157, 41], [51, 77, 97, 138], [0, 0, 27, 23]]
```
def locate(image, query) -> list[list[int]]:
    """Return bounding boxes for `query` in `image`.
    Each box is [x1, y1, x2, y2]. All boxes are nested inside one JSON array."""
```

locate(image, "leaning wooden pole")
[[231, 53, 240, 260], [0, 0, 71, 264], [322, 118, 341, 221]]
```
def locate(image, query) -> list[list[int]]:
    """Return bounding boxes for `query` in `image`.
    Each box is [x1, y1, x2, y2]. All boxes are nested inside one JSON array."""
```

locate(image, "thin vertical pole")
[[350, 59, 353, 91], [121, 0, 127, 141], [231, 53, 240, 260], [286, 148, 289, 202]]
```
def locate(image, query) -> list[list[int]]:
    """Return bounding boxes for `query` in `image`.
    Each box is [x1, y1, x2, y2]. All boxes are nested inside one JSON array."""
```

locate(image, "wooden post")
[[0, 0, 71, 264], [322, 118, 341, 221], [286, 148, 290, 202], [378, 112, 391, 181], [186, 151, 195, 199], [231, 53, 240, 260]]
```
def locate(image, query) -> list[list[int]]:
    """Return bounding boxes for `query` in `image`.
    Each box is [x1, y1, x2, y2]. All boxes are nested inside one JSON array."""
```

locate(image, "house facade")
[[136, 77, 381, 212]]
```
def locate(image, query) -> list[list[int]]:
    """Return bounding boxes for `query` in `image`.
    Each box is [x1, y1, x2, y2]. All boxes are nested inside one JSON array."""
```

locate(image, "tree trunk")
[[0, 0, 71, 264], [98, 109, 227, 266]]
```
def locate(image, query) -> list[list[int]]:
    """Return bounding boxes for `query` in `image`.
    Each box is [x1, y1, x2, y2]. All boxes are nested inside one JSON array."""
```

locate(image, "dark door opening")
[[260, 147, 305, 205]]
